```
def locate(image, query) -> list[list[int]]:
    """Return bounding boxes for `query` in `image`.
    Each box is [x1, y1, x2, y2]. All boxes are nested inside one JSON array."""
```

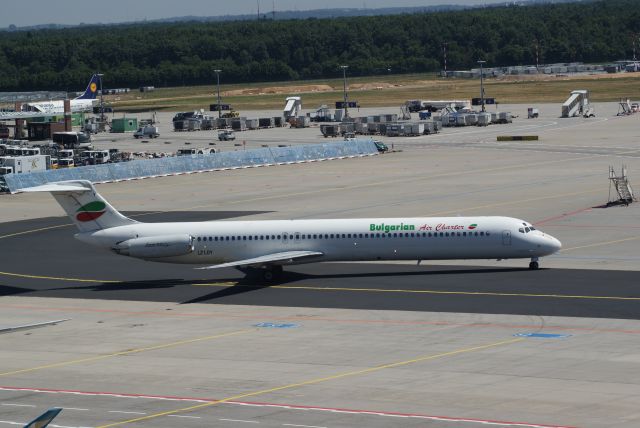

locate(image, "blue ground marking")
[[254, 322, 299, 328], [514, 333, 571, 338]]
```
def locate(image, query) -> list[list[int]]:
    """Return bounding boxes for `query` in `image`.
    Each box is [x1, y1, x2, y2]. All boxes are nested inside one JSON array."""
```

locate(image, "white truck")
[[80, 150, 110, 165], [134, 125, 160, 139], [0, 155, 50, 174]]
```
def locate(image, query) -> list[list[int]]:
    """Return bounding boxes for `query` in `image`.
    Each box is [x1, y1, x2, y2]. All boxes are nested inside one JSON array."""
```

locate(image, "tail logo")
[[468, 223, 478, 230], [90, 82, 97, 93], [76, 201, 106, 222]]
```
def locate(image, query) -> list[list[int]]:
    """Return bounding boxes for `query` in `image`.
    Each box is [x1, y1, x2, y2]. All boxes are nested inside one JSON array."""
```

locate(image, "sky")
[[2, 0, 515, 27]]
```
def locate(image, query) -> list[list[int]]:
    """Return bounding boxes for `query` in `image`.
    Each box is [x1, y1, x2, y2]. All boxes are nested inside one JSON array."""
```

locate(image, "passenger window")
[[313, 234, 317, 239], [462, 232, 466, 236], [376, 233, 380, 238], [232, 236, 235, 241], [486, 231, 490, 236], [428, 232, 432, 237], [260, 236, 264, 240], [248, 236, 252, 240], [324, 234, 329, 239], [342, 234, 346, 238], [348, 234, 352, 238], [456, 232, 460, 236], [277, 235, 282, 240], [330, 234, 334, 239], [393, 233, 397, 238], [445, 232, 449, 237], [480, 232, 485, 236]]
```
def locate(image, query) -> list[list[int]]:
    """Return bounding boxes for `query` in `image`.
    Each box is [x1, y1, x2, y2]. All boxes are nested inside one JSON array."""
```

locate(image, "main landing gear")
[[529, 257, 539, 270], [262, 265, 283, 281]]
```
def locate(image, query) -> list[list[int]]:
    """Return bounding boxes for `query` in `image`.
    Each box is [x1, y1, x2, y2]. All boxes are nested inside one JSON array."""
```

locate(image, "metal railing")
[[4, 140, 378, 194]]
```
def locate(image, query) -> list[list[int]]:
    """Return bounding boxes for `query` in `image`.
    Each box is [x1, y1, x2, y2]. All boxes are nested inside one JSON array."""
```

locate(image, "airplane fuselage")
[[24, 99, 96, 114], [78, 216, 561, 265]]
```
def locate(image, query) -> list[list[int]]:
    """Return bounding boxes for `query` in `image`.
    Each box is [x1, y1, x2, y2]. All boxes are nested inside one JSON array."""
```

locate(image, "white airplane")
[[0, 75, 100, 120], [24, 180, 561, 280]]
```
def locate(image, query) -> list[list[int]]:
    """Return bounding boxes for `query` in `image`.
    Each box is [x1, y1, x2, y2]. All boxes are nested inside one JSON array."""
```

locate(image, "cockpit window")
[[525, 227, 531, 233], [519, 228, 525, 233], [530, 226, 536, 231]]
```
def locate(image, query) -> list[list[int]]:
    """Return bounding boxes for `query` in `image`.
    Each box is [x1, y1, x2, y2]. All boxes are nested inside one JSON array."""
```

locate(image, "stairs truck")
[[283, 97, 302, 122], [562, 90, 591, 118]]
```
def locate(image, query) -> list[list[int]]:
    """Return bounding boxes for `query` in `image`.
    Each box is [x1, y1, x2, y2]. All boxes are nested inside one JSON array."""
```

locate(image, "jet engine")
[[114, 234, 194, 258]]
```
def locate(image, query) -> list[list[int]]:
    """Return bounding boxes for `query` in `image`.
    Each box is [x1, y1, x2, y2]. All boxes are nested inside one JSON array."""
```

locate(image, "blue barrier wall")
[[5, 140, 378, 193]]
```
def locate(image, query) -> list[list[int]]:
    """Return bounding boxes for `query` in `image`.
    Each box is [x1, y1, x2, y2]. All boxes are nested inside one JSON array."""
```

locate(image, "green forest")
[[0, 0, 638, 91]]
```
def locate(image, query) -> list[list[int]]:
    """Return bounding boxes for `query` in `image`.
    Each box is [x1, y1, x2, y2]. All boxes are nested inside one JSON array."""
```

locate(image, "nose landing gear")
[[529, 257, 539, 270]]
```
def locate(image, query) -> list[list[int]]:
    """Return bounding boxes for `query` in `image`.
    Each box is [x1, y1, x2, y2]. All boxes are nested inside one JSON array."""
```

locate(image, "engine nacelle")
[[114, 234, 194, 259]]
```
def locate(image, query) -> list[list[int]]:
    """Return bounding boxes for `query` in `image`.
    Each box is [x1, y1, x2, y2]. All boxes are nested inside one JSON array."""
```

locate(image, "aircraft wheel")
[[529, 261, 539, 270], [263, 270, 274, 281]]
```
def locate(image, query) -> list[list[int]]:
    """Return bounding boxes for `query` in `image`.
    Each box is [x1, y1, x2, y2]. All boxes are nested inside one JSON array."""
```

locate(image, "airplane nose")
[[551, 236, 562, 252]]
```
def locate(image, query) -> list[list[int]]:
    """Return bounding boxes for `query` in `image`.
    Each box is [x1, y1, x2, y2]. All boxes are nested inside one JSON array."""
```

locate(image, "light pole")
[[214, 69, 222, 118], [340, 65, 349, 118], [477, 60, 486, 112], [97, 73, 104, 124], [442, 42, 448, 75]]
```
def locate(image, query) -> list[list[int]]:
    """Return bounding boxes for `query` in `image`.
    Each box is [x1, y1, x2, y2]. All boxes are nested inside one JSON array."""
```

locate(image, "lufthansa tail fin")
[[74, 74, 100, 100], [23, 180, 137, 233], [23, 407, 62, 428]]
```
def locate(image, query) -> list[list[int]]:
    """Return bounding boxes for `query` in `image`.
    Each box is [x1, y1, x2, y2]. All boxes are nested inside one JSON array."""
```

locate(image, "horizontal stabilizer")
[[197, 250, 324, 270], [21, 181, 92, 193]]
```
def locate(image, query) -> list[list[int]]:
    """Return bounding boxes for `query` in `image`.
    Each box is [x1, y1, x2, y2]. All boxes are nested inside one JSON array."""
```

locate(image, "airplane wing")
[[197, 251, 324, 270], [23, 408, 62, 428]]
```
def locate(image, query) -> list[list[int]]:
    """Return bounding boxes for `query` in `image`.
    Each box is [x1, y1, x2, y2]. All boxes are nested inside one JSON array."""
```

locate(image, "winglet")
[[23, 407, 62, 428]]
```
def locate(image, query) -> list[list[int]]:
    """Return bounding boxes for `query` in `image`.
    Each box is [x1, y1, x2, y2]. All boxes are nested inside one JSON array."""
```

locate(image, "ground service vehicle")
[[218, 130, 236, 141], [52, 132, 92, 149], [134, 125, 160, 139], [57, 158, 75, 168]]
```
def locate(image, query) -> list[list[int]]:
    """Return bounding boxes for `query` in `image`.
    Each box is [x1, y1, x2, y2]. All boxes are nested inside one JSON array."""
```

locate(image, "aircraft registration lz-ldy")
[[0, 74, 100, 120], [25, 180, 561, 280]]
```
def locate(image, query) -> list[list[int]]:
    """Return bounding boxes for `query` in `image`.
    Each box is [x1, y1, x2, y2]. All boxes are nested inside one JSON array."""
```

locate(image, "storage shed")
[[111, 117, 138, 133]]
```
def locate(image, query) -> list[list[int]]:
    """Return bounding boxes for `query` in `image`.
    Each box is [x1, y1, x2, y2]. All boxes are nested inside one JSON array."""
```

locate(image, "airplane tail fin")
[[23, 407, 62, 428], [74, 74, 100, 100], [22, 180, 137, 233]]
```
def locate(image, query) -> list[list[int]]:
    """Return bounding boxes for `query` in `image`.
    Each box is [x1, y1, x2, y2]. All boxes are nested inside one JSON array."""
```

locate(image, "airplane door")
[[502, 230, 511, 246], [282, 232, 288, 244]]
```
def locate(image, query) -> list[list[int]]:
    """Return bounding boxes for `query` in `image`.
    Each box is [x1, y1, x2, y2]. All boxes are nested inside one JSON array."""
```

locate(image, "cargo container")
[[259, 117, 275, 128], [320, 124, 340, 137], [246, 119, 259, 130], [231, 119, 247, 131]]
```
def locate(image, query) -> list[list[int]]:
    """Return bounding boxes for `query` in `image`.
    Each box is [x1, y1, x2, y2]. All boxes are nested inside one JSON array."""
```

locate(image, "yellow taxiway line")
[[0, 329, 252, 378], [0, 269, 636, 301], [96, 336, 524, 427], [193, 282, 640, 301]]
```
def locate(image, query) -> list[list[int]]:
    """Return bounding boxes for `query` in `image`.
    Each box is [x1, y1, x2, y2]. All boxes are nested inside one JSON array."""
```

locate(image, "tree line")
[[0, 0, 638, 91]]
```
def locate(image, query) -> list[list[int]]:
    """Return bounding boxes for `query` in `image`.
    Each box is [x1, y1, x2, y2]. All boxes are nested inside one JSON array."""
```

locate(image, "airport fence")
[[4, 139, 378, 193]]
